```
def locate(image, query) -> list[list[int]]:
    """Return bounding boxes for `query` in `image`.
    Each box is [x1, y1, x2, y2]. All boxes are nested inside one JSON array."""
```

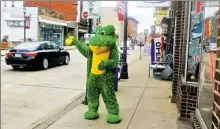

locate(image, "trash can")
[[114, 66, 121, 91]]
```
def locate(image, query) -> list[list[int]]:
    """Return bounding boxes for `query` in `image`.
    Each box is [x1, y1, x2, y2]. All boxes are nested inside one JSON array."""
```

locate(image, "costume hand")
[[98, 59, 108, 70], [65, 36, 77, 46]]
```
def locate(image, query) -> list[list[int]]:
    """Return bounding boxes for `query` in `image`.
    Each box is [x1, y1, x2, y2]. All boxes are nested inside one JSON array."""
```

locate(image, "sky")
[[1, 1, 219, 33], [100, 1, 154, 33]]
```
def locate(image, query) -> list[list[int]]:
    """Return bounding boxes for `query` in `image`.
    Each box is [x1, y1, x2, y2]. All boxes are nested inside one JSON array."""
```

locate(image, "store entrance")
[[41, 27, 62, 46]]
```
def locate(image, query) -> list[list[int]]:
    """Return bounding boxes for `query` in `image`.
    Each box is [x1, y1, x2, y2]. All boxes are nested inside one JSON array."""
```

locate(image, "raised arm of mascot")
[[65, 25, 121, 124]]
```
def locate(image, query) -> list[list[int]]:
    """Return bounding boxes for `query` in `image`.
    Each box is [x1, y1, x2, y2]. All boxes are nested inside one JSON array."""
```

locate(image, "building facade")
[[99, 7, 124, 44], [24, 1, 79, 45], [1, 1, 81, 46], [127, 16, 139, 39]]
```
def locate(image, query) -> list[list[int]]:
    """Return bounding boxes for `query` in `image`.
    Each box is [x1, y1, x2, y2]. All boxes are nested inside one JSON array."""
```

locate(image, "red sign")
[[83, 12, 88, 19], [195, 0, 202, 13], [117, 1, 125, 21], [25, 16, 30, 29]]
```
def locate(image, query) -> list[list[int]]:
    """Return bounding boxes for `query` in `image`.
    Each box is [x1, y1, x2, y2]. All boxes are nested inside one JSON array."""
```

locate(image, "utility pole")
[[120, 1, 129, 79], [88, 19, 93, 33]]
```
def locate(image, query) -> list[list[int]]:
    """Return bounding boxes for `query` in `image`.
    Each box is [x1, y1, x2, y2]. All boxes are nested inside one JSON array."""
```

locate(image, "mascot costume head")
[[65, 25, 121, 124]]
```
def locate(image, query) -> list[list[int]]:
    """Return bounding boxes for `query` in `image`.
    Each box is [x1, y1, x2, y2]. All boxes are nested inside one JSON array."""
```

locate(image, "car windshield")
[[14, 43, 40, 50]]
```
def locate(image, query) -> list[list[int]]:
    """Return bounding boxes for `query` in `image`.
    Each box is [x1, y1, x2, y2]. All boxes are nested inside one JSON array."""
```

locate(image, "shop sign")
[[7, 15, 30, 29], [153, 7, 169, 17], [7, 21, 24, 27], [39, 7, 64, 20], [154, 17, 163, 26], [82, 1, 100, 19], [151, 37, 164, 62]]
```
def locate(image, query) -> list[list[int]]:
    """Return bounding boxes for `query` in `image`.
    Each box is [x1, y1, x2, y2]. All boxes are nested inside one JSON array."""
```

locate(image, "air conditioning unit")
[[167, 9, 174, 18]]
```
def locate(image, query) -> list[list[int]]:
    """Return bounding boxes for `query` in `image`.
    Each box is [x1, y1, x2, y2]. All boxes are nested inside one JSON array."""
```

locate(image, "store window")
[[198, 6, 219, 129]]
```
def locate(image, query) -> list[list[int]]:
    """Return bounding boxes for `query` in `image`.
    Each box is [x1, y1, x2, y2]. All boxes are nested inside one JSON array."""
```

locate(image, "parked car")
[[5, 41, 70, 70], [120, 40, 135, 50]]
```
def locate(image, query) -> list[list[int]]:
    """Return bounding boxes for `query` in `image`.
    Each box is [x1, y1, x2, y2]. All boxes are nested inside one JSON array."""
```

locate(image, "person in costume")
[[65, 25, 121, 124]]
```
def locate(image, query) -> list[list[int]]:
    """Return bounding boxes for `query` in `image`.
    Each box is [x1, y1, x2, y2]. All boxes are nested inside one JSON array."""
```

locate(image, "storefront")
[[78, 19, 88, 40], [39, 23, 64, 46], [195, 6, 220, 129], [38, 7, 68, 46]]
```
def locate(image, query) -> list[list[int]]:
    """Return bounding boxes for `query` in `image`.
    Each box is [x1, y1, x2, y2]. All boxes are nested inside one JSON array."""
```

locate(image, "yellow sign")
[[154, 17, 163, 26], [153, 7, 169, 17]]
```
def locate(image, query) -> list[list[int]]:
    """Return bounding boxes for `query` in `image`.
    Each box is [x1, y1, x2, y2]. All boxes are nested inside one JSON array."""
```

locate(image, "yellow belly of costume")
[[91, 50, 110, 75]]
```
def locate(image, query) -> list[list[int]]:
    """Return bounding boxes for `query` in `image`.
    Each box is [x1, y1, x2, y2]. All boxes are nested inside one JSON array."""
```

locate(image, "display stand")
[[212, 9, 220, 129], [194, 7, 220, 129]]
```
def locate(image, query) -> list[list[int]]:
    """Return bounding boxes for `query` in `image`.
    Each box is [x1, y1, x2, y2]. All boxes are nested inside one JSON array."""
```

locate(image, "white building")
[[1, 7, 38, 42], [1, 6, 74, 46]]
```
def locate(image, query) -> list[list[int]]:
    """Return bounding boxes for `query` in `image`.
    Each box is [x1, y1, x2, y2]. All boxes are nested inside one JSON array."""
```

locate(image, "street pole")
[[140, 41, 142, 60], [120, 1, 129, 79], [88, 19, 93, 33], [23, 11, 26, 42]]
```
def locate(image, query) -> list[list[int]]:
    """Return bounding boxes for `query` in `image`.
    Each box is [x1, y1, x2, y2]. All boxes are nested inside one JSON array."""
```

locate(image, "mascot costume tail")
[[65, 25, 121, 124]]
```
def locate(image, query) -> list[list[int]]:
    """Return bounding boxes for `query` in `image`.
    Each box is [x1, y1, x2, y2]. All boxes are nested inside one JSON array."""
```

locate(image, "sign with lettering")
[[6, 16, 30, 29], [82, 1, 100, 19], [39, 7, 64, 20], [151, 37, 163, 63]]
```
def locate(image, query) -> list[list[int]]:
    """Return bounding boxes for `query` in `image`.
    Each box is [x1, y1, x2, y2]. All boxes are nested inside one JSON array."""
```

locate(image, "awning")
[[66, 21, 77, 28], [38, 16, 67, 26]]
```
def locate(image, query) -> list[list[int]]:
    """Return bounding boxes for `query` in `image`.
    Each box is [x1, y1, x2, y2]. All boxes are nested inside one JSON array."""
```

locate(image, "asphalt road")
[[1, 50, 87, 90], [1, 46, 144, 129], [1, 47, 143, 89]]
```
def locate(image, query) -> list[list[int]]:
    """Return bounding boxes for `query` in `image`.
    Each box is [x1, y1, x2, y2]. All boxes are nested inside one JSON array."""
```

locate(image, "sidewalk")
[[1, 46, 75, 56], [46, 56, 181, 129]]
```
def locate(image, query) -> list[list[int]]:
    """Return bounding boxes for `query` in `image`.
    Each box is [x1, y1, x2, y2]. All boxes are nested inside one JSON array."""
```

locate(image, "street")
[[1, 47, 144, 129]]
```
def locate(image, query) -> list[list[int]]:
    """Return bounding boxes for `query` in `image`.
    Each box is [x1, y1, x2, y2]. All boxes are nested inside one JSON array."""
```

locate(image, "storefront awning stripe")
[[38, 16, 67, 26]]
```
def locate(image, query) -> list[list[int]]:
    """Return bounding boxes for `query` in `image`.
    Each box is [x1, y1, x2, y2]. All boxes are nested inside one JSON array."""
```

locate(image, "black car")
[[5, 41, 70, 70]]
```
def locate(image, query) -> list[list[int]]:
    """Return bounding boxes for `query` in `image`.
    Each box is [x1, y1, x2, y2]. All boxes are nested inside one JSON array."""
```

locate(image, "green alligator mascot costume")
[[65, 25, 121, 124]]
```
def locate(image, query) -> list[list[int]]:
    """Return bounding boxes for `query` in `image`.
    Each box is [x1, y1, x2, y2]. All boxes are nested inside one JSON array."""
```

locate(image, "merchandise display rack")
[[213, 8, 220, 129]]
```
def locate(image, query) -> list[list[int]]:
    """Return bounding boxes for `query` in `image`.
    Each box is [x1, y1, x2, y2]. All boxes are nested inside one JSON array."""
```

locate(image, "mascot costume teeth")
[[65, 25, 121, 124]]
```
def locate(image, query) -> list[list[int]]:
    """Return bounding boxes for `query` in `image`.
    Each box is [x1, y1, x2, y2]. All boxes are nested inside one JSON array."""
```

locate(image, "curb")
[[24, 90, 86, 129]]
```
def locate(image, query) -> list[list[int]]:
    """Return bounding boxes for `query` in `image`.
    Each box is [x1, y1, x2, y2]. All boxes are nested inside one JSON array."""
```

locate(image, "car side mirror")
[[59, 47, 64, 50]]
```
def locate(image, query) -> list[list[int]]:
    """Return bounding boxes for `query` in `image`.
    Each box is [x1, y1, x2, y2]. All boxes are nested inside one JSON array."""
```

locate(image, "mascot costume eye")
[[65, 25, 121, 124]]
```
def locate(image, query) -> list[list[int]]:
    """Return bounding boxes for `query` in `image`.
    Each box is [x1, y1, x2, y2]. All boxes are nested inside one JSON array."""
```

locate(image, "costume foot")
[[106, 114, 121, 124], [84, 111, 99, 120]]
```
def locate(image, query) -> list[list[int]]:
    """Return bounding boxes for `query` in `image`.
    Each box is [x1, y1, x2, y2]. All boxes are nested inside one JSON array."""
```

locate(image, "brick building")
[[24, 1, 78, 21], [127, 16, 139, 39]]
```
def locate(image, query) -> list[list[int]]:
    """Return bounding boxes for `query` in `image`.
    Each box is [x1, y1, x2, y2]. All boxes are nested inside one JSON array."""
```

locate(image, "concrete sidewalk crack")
[[126, 79, 150, 129], [8, 83, 84, 91]]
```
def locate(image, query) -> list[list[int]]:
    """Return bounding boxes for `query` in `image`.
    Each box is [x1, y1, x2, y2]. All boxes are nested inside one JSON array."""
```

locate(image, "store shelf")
[[216, 69, 220, 74], [212, 110, 220, 123], [212, 122, 218, 129], [214, 90, 220, 96]]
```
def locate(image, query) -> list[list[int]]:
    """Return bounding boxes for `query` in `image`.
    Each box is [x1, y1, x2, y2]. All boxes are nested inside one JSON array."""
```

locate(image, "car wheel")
[[12, 65, 20, 70], [42, 58, 49, 70], [64, 55, 70, 65]]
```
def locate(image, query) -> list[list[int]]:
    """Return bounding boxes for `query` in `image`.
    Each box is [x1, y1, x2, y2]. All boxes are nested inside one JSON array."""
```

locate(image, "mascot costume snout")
[[65, 25, 121, 124]]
